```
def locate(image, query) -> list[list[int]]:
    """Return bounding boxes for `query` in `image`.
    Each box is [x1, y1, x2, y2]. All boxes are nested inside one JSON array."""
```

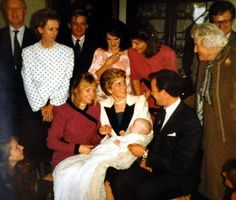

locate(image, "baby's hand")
[[119, 130, 126, 136], [114, 139, 121, 146]]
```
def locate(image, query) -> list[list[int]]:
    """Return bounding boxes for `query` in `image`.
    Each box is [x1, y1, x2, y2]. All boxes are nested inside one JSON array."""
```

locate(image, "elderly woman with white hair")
[[191, 22, 236, 200]]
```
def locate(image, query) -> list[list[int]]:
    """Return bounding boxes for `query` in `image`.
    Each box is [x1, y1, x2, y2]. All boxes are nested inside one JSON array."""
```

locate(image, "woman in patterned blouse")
[[21, 8, 74, 122], [21, 9, 74, 167]]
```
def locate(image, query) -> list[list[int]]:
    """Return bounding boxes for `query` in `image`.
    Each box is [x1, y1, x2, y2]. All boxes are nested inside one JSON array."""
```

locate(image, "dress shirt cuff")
[[74, 144, 80, 155]]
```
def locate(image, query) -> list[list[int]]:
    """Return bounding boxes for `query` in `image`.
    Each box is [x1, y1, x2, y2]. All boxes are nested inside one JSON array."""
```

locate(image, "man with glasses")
[[209, 0, 236, 47]]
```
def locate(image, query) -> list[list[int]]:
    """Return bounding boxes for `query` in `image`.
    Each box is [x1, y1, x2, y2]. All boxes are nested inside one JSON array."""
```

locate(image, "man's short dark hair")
[[149, 69, 182, 97], [209, 1, 236, 22], [68, 8, 88, 24]]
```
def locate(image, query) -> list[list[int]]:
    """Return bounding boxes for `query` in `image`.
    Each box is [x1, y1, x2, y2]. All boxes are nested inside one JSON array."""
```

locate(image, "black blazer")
[[0, 48, 17, 136], [0, 26, 38, 70], [147, 101, 202, 186], [57, 34, 98, 76]]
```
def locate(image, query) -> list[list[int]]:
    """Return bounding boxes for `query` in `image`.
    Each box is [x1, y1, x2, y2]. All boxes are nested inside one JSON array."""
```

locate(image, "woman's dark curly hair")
[[129, 23, 160, 58], [101, 18, 131, 51]]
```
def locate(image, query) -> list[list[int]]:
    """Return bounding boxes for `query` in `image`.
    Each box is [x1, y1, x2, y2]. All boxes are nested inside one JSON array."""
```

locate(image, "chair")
[[37, 173, 53, 200]]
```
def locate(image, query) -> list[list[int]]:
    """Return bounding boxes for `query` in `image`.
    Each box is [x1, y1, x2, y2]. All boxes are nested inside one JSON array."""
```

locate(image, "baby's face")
[[129, 123, 139, 133], [130, 125, 146, 135]]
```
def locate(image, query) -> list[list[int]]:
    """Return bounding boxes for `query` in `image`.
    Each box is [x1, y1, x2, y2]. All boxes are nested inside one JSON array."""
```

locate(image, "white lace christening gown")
[[53, 133, 148, 200]]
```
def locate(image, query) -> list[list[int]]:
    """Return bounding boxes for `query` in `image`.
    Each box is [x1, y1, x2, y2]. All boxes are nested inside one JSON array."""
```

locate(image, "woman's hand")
[[79, 145, 94, 154], [105, 52, 121, 67], [144, 89, 151, 99], [95, 52, 121, 79], [128, 143, 146, 157], [40, 106, 47, 121], [99, 125, 112, 136], [40, 104, 54, 122], [119, 130, 126, 136]]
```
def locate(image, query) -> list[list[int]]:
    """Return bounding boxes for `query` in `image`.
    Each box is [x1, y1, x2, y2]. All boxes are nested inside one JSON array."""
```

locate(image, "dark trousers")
[[17, 97, 52, 166], [106, 163, 194, 200]]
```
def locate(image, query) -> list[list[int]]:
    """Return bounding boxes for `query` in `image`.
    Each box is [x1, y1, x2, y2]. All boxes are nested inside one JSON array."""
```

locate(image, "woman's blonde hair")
[[70, 72, 97, 104], [100, 68, 126, 96]]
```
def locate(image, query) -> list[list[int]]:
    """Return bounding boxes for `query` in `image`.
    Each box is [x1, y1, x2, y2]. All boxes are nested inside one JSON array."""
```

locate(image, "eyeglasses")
[[213, 19, 232, 26]]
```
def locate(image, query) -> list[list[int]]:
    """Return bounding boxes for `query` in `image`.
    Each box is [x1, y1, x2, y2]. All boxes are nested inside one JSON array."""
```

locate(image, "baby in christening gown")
[[53, 118, 152, 200]]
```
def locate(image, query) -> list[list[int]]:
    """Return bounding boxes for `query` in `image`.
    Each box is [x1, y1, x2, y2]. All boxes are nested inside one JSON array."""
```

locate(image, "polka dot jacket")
[[21, 42, 74, 111]]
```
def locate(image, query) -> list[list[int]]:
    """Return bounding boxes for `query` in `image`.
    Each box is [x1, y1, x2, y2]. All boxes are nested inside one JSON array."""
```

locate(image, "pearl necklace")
[[113, 98, 126, 105]]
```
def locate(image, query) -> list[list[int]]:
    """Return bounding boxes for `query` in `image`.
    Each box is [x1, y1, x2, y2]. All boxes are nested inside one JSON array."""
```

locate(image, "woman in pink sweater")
[[128, 24, 177, 118]]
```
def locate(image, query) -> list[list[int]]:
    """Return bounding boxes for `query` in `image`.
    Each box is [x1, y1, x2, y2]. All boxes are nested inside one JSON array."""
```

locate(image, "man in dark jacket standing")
[[0, 0, 39, 163], [57, 8, 98, 77]]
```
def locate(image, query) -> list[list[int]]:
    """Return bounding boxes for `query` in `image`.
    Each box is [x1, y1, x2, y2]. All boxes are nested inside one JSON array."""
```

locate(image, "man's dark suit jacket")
[[0, 26, 38, 94], [0, 48, 17, 137], [147, 101, 202, 178], [107, 101, 203, 200], [0, 26, 37, 139], [57, 34, 97, 77]]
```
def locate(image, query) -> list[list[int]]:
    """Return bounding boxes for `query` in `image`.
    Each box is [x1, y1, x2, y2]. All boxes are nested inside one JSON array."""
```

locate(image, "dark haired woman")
[[128, 24, 177, 117], [47, 72, 102, 170], [88, 19, 132, 100]]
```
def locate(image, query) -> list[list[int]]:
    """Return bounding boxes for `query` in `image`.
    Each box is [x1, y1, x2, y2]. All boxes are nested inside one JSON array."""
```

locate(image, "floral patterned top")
[[88, 48, 132, 99]]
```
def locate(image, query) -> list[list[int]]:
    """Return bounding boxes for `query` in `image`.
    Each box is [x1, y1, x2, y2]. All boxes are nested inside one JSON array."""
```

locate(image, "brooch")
[[224, 58, 231, 66]]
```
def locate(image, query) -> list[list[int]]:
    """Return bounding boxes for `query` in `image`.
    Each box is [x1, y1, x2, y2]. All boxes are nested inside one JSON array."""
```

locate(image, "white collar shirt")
[[10, 25, 25, 54], [162, 97, 181, 128], [72, 34, 85, 49], [226, 31, 231, 39]]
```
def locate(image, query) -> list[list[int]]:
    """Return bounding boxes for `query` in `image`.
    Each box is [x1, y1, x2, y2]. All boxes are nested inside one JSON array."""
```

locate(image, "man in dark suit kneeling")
[[105, 69, 203, 200]]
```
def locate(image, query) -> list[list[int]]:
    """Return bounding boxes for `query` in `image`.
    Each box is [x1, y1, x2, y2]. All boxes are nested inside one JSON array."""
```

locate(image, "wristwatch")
[[142, 149, 149, 159]]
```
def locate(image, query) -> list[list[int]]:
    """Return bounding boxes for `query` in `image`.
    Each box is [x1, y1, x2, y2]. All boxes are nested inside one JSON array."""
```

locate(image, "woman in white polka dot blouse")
[[21, 9, 74, 122]]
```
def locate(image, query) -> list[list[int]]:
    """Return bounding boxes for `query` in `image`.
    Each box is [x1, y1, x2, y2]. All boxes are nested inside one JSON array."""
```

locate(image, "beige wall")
[[228, 0, 236, 31], [0, 0, 45, 28], [119, 0, 126, 23]]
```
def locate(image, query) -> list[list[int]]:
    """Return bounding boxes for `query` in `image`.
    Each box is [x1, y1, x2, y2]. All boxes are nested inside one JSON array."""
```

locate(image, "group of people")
[[0, 0, 236, 200]]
